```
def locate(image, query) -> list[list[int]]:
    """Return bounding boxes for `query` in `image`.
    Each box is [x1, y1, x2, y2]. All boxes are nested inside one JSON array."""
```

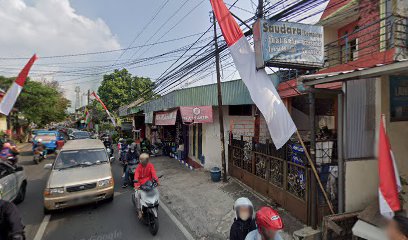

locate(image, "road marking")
[[159, 199, 195, 240], [33, 214, 51, 240]]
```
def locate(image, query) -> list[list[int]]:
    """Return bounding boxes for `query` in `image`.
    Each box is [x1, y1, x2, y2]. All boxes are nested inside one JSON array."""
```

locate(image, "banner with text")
[[179, 106, 213, 124], [254, 19, 324, 69], [154, 109, 178, 125]]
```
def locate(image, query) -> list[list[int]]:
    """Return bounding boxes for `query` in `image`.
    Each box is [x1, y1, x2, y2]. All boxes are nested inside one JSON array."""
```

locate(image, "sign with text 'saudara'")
[[254, 19, 324, 69]]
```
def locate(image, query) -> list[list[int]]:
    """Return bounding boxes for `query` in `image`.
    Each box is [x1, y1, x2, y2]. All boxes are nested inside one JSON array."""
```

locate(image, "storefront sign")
[[254, 19, 324, 69], [154, 109, 177, 125], [179, 106, 213, 123]]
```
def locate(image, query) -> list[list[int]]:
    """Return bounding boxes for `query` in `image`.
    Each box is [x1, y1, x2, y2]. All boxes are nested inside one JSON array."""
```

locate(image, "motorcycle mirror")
[[15, 166, 24, 171], [158, 175, 163, 179]]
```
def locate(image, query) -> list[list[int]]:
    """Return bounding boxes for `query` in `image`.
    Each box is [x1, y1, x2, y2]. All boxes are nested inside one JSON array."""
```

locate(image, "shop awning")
[[179, 106, 213, 124], [154, 109, 177, 125]]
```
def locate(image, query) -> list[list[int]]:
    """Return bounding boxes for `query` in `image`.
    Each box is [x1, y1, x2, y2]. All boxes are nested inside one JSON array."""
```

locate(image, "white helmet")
[[233, 197, 254, 220], [37, 138, 43, 143]]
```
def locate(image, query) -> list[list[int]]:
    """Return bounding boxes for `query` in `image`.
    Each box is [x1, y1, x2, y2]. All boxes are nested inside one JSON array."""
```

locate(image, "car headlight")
[[44, 187, 64, 196], [98, 178, 114, 187]]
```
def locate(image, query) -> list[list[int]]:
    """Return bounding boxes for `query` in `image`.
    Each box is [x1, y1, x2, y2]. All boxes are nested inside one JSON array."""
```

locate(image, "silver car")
[[0, 162, 27, 203]]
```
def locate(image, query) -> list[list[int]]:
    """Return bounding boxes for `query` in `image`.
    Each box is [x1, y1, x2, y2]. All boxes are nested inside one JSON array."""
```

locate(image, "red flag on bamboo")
[[378, 116, 401, 218], [0, 54, 38, 115], [91, 92, 116, 127]]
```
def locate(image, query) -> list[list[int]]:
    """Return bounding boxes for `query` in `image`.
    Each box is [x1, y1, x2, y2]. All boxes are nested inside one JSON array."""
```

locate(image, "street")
[[16, 144, 188, 240]]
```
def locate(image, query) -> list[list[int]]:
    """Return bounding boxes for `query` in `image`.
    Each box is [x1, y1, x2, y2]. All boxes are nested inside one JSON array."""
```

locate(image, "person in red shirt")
[[134, 153, 159, 219]]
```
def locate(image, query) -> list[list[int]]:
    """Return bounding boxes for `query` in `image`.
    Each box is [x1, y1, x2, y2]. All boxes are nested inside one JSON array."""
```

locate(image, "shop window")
[[390, 76, 408, 121], [229, 105, 252, 116]]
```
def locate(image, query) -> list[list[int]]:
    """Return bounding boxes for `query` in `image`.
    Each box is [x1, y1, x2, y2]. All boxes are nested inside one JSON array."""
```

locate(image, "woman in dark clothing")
[[230, 197, 257, 240]]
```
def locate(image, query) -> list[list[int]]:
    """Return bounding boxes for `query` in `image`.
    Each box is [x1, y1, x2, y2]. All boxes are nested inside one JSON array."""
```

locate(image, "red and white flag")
[[0, 54, 38, 116], [378, 116, 401, 218], [210, 0, 296, 149], [91, 92, 117, 127]]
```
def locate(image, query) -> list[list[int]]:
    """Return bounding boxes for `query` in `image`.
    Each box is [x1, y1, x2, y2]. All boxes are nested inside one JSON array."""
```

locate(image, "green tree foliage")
[[0, 76, 70, 127], [97, 69, 156, 111]]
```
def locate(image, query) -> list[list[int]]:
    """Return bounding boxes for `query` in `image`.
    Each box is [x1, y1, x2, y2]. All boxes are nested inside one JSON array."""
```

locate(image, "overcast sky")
[[0, 0, 326, 111]]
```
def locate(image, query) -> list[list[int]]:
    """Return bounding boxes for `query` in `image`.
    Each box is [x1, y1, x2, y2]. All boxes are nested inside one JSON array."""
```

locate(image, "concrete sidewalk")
[[152, 156, 304, 240]]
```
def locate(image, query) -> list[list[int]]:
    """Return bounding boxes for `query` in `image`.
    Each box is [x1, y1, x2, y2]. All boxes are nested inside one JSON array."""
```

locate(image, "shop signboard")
[[179, 106, 213, 123], [253, 19, 324, 69], [154, 109, 177, 125], [390, 76, 408, 121]]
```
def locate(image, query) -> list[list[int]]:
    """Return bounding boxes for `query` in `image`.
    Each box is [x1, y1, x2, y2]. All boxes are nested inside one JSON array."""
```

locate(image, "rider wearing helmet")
[[230, 197, 257, 240], [34, 138, 47, 158], [245, 207, 284, 240], [133, 153, 158, 219], [0, 199, 25, 240]]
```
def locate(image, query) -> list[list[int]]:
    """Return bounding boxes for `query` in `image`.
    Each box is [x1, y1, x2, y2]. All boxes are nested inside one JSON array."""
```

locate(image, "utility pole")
[[212, 12, 227, 182], [257, 0, 264, 19], [87, 89, 90, 106]]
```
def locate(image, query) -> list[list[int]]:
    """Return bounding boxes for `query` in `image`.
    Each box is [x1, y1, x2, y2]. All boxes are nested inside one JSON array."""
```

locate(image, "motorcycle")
[[33, 150, 45, 164], [119, 147, 128, 165], [126, 158, 139, 183], [132, 176, 162, 236], [106, 147, 114, 162], [150, 143, 163, 157]]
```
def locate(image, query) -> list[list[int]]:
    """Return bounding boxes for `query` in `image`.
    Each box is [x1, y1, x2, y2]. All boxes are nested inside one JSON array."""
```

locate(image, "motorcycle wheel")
[[149, 217, 159, 236]]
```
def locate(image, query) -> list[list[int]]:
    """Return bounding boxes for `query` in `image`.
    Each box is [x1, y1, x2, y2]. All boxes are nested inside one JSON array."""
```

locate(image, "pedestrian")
[[230, 197, 257, 240], [387, 214, 408, 240], [0, 199, 25, 240], [245, 206, 284, 240]]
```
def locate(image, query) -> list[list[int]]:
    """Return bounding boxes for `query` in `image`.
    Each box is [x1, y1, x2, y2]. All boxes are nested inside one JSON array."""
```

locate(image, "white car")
[[0, 162, 27, 203]]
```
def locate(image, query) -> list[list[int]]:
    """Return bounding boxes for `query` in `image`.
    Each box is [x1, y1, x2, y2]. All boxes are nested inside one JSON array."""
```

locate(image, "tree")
[[97, 69, 156, 111], [0, 76, 70, 127]]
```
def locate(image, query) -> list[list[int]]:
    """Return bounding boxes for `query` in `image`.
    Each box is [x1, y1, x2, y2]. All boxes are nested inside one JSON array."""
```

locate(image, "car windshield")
[[54, 149, 108, 170], [73, 132, 90, 139], [35, 133, 57, 141]]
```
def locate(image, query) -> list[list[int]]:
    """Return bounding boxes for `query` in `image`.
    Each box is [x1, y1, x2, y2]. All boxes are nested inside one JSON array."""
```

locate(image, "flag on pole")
[[209, 0, 296, 149], [91, 92, 117, 127], [0, 54, 38, 115], [84, 108, 91, 125], [378, 116, 401, 218]]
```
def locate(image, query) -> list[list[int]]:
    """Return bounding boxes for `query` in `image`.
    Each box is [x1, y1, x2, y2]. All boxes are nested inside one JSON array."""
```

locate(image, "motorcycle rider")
[[122, 145, 139, 188], [245, 207, 284, 240], [0, 199, 25, 240], [134, 153, 159, 219], [33, 139, 47, 159], [230, 197, 257, 240]]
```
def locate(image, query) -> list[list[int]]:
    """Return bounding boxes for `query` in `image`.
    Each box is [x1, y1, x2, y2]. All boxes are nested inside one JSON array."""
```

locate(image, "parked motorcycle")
[[33, 150, 45, 164], [132, 176, 162, 236]]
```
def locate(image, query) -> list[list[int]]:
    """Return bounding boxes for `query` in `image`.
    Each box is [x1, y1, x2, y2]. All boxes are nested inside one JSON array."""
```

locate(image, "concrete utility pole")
[[212, 12, 227, 182], [75, 86, 80, 110]]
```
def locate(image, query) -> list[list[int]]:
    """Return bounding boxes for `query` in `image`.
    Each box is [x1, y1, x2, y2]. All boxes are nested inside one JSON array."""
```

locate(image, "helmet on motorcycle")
[[233, 197, 254, 221], [2, 142, 11, 148], [256, 207, 283, 234], [37, 138, 43, 143]]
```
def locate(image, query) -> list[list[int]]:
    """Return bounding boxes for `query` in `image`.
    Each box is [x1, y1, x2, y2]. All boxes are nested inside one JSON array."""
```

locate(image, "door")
[[197, 124, 203, 159], [0, 164, 17, 201]]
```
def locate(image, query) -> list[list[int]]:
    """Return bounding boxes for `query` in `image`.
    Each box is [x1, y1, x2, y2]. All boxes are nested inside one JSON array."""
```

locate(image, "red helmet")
[[256, 207, 284, 231]]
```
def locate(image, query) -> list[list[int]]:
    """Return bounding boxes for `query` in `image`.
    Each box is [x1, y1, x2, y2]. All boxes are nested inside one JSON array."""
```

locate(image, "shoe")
[[138, 211, 143, 219], [122, 184, 128, 188]]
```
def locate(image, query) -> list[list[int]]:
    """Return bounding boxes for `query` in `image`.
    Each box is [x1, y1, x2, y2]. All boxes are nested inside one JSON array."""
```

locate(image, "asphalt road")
[[15, 144, 188, 240]]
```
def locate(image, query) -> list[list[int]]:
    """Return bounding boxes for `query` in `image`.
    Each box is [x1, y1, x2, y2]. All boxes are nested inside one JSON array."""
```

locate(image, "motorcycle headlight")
[[98, 178, 114, 188], [107, 148, 111, 153], [44, 187, 65, 196]]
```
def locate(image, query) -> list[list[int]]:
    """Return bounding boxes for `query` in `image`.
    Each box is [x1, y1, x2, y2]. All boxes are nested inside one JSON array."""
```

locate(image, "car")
[[0, 162, 27, 204], [33, 130, 64, 152], [69, 131, 91, 140], [43, 139, 114, 212]]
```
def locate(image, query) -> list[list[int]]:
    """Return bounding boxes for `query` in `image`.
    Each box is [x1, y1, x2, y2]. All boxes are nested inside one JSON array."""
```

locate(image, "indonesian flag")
[[0, 54, 38, 116], [91, 92, 117, 127], [378, 116, 401, 218], [210, 0, 296, 149]]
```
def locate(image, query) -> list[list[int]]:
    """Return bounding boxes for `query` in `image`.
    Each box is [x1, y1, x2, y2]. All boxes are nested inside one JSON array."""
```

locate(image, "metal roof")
[[62, 139, 105, 151], [127, 79, 256, 115], [300, 59, 408, 86]]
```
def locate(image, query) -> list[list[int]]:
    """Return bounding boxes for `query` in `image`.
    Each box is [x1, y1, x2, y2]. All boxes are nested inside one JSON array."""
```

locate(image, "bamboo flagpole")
[[296, 130, 335, 214]]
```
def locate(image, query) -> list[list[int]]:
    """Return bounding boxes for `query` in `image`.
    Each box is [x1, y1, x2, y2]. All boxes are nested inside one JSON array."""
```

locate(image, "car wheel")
[[105, 194, 114, 203], [43, 207, 52, 215], [14, 181, 27, 204]]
